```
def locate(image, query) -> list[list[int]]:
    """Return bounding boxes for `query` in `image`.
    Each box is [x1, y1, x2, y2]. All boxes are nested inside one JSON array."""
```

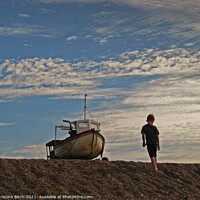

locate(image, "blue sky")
[[0, 0, 200, 162]]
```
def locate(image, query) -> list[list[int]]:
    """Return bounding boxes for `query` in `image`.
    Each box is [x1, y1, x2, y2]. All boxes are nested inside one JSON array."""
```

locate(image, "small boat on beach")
[[46, 95, 105, 160]]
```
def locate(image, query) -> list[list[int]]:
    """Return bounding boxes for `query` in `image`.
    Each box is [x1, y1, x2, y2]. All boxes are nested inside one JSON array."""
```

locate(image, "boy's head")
[[147, 114, 155, 123]]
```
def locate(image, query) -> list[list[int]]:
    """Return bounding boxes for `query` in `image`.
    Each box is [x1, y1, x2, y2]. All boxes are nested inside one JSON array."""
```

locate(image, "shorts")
[[147, 144, 157, 158]]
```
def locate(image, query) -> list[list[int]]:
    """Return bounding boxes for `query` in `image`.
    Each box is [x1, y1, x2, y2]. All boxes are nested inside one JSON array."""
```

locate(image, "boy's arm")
[[142, 133, 146, 147], [157, 135, 160, 151]]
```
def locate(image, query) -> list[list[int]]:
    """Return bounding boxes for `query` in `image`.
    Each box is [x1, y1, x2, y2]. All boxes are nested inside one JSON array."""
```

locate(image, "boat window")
[[78, 122, 89, 128], [91, 123, 98, 130], [71, 123, 76, 130]]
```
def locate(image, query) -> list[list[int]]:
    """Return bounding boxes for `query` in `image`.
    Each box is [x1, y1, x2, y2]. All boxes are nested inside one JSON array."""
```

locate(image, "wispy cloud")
[[0, 155, 25, 159], [184, 43, 194, 47], [0, 48, 199, 100], [36, 0, 200, 6], [0, 26, 38, 36], [0, 144, 46, 159], [66, 35, 77, 41], [83, 0, 200, 43], [0, 122, 15, 126], [37, 0, 106, 3], [94, 37, 108, 44], [13, 144, 46, 158], [0, 24, 58, 38], [18, 13, 30, 18], [3, 0, 199, 45]]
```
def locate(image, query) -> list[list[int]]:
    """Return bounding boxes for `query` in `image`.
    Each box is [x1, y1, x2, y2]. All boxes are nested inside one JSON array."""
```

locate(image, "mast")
[[84, 94, 87, 120]]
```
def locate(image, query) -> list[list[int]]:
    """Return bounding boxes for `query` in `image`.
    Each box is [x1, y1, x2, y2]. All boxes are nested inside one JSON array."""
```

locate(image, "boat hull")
[[53, 130, 105, 159]]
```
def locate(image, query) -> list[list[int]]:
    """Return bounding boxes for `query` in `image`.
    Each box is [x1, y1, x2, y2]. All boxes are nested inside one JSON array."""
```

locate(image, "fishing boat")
[[46, 94, 105, 160]]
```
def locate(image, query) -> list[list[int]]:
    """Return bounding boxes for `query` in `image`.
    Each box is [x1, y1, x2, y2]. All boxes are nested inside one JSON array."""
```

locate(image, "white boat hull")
[[53, 130, 105, 159]]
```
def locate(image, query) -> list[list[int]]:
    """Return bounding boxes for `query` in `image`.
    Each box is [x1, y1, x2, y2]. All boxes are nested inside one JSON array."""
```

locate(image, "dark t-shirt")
[[141, 124, 159, 145]]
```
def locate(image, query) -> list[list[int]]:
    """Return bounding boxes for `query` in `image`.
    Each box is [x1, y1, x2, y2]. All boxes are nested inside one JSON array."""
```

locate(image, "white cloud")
[[0, 26, 40, 36], [94, 37, 108, 44], [18, 13, 30, 18], [0, 155, 25, 159], [37, 0, 106, 3], [184, 43, 194, 47], [0, 57, 96, 99], [83, 0, 200, 42], [66, 35, 77, 41], [13, 144, 46, 158], [24, 43, 32, 47], [0, 48, 200, 100], [84, 34, 93, 38], [0, 25, 57, 38], [0, 100, 10, 102], [36, 0, 200, 7], [2, 0, 199, 43], [0, 122, 15, 126]]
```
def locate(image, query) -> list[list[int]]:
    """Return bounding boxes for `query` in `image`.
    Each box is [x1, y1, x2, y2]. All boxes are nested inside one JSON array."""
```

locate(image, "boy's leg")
[[147, 145, 158, 171], [155, 157, 157, 166], [151, 157, 158, 171]]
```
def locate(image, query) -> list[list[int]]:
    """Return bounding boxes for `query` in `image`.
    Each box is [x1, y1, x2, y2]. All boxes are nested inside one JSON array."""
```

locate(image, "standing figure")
[[141, 114, 160, 171]]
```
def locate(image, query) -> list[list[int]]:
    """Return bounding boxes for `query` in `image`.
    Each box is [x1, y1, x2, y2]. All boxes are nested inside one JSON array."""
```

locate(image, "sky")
[[0, 0, 200, 163]]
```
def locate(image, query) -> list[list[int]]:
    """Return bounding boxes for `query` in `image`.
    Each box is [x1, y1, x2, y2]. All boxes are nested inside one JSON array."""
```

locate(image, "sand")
[[0, 159, 199, 199]]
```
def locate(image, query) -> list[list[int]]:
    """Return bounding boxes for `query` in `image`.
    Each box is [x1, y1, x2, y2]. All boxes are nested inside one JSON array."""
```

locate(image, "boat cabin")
[[68, 119, 100, 135]]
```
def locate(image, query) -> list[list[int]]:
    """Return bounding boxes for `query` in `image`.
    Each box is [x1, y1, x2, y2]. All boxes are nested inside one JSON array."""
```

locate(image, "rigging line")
[[86, 108, 94, 120], [79, 111, 84, 120]]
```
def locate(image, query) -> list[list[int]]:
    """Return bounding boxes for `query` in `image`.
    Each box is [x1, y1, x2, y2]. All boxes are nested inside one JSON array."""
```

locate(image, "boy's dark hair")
[[147, 114, 155, 122]]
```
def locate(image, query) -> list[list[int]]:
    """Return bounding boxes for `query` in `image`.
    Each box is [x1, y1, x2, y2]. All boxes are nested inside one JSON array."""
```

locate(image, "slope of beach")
[[0, 159, 199, 199]]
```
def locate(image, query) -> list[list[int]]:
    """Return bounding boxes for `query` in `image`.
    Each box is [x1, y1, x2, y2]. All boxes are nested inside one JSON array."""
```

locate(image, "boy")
[[141, 114, 160, 171]]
